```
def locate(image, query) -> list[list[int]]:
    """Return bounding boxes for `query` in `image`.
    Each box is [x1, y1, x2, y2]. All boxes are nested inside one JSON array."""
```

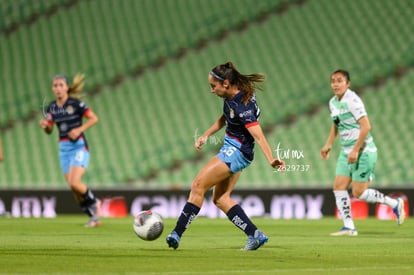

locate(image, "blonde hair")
[[68, 73, 85, 99], [52, 73, 86, 99]]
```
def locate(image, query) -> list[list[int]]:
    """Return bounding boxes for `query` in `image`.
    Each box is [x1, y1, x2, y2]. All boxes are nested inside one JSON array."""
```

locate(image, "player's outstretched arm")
[[195, 115, 225, 151], [247, 124, 284, 169]]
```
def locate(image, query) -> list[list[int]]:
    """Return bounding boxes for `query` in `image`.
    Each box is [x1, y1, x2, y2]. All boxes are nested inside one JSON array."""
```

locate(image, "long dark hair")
[[210, 62, 265, 104]]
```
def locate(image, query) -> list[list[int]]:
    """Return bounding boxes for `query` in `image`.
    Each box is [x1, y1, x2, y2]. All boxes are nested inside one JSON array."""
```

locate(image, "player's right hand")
[[195, 136, 208, 151], [39, 119, 49, 129], [320, 145, 331, 159]]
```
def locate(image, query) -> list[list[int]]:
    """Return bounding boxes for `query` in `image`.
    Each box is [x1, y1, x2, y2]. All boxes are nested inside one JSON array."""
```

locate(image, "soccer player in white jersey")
[[320, 69, 405, 236]]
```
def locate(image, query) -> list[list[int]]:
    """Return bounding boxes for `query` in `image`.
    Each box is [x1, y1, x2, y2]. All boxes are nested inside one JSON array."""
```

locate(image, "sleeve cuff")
[[245, 121, 259, 128]]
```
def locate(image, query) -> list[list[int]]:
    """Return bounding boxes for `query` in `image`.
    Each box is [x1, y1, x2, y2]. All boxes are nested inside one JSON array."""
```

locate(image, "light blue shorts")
[[59, 139, 90, 174], [217, 137, 252, 173]]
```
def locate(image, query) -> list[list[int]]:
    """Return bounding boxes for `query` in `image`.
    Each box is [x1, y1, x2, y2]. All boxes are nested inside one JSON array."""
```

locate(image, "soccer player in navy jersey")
[[166, 62, 284, 250], [40, 74, 101, 227]]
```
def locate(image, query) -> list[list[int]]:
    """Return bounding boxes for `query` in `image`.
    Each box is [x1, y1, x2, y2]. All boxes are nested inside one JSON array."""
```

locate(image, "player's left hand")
[[68, 128, 82, 140], [347, 150, 359, 163], [271, 158, 285, 169]]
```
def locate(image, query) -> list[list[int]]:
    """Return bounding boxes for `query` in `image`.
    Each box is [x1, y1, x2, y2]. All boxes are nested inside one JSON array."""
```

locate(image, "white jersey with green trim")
[[329, 89, 377, 154]]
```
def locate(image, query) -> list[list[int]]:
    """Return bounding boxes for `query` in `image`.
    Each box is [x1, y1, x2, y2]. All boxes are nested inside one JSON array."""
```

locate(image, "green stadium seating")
[[1, 0, 414, 189], [1, 0, 292, 125]]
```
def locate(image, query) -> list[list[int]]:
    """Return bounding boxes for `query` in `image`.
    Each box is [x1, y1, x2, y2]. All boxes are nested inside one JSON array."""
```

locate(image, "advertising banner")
[[0, 188, 411, 219]]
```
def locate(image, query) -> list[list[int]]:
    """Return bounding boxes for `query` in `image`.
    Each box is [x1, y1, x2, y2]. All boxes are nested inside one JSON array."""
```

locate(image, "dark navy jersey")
[[223, 92, 260, 160], [45, 97, 90, 146]]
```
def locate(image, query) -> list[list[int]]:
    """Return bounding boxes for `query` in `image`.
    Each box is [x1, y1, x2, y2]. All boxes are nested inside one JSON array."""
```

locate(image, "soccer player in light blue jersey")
[[40, 74, 101, 227], [166, 62, 284, 250], [321, 69, 405, 236]]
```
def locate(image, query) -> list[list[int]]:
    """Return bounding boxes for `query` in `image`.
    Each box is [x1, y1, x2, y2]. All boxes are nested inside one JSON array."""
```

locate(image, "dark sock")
[[174, 202, 200, 237], [81, 189, 96, 203], [79, 189, 97, 216], [227, 204, 257, 236]]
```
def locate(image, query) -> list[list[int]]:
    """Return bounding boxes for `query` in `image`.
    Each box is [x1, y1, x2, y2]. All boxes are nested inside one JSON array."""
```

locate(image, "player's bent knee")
[[190, 179, 209, 195], [188, 189, 205, 206], [213, 197, 221, 207], [213, 196, 232, 211], [67, 180, 83, 191]]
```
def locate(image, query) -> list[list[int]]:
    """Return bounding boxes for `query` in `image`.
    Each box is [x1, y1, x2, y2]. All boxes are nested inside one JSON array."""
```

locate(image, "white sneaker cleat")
[[330, 227, 358, 236], [393, 198, 405, 226]]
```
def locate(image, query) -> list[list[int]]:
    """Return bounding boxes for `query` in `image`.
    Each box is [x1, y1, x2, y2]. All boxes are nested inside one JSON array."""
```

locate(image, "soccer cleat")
[[90, 199, 101, 217], [166, 231, 180, 250], [241, 230, 268, 251], [85, 200, 101, 227], [393, 198, 406, 226], [330, 227, 358, 236], [85, 216, 101, 227]]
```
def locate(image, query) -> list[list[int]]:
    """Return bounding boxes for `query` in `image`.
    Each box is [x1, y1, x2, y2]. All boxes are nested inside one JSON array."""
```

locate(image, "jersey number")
[[223, 147, 236, 157], [75, 150, 84, 162]]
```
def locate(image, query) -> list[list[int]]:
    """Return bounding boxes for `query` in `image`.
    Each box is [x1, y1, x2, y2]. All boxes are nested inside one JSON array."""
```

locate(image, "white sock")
[[359, 189, 398, 208], [333, 190, 355, 229]]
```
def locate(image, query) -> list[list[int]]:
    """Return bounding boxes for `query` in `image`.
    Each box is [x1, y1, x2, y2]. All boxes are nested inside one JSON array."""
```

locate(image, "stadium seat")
[[1, 0, 413, 188]]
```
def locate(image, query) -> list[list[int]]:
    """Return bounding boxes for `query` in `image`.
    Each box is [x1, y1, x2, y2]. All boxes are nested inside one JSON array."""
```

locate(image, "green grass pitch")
[[0, 215, 412, 274]]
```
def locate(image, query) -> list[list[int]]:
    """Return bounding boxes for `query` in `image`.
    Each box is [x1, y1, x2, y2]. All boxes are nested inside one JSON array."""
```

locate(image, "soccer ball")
[[133, 210, 164, 241]]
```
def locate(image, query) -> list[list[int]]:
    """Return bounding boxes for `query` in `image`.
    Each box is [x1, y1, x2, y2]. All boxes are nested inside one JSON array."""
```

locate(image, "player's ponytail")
[[68, 73, 85, 99], [211, 62, 264, 105]]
